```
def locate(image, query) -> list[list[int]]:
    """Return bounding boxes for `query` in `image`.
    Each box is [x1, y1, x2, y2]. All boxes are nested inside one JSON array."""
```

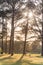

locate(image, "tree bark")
[[5, 22, 7, 53], [23, 33, 27, 54], [1, 18, 4, 54], [23, 22, 28, 55], [10, 5, 14, 56], [42, 20, 43, 56]]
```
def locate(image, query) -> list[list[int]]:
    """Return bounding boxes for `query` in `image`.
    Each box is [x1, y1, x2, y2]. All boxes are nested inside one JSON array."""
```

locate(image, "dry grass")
[[0, 53, 43, 65]]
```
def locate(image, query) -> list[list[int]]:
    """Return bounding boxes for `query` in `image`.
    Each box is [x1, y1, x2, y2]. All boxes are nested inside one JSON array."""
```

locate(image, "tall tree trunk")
[[1, 18, 4, 54], [9, 39, 11, 54], [42, 21, 43, 56], [23, 33, 27, 54], [23, 22, 28, 55], [5, 21, 7, 53], [10, 5, 14, 56]]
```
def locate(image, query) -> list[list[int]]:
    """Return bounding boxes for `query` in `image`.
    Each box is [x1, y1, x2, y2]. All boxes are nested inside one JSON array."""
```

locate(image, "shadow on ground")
[[0, 54, 43, 65], [10, 55, 43, 65]]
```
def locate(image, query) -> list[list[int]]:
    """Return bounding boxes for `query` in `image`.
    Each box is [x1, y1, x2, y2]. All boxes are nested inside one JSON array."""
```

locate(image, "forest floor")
[[0, 53, 43, 65]]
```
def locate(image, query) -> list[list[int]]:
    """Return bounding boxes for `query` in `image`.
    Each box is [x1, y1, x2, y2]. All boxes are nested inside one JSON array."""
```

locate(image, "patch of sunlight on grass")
[[22, 63, 29, 65], [0, 54, 23, 65], [21, 54, 43, 64], [31, 58, 43, 64], [0, 62, 2, 65], [0, 54, 10, 59], [0, 54, 43, 65], [26, 53, 41, 57]]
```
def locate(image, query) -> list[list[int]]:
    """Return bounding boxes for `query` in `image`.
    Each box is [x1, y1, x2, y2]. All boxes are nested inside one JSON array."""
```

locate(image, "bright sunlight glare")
[[28, 11, 33, 18], [23, 11, 33, 18]]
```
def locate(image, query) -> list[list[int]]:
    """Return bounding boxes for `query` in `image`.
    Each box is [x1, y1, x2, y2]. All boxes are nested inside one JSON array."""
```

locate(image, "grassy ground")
[[0, 53, 43, 65]]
